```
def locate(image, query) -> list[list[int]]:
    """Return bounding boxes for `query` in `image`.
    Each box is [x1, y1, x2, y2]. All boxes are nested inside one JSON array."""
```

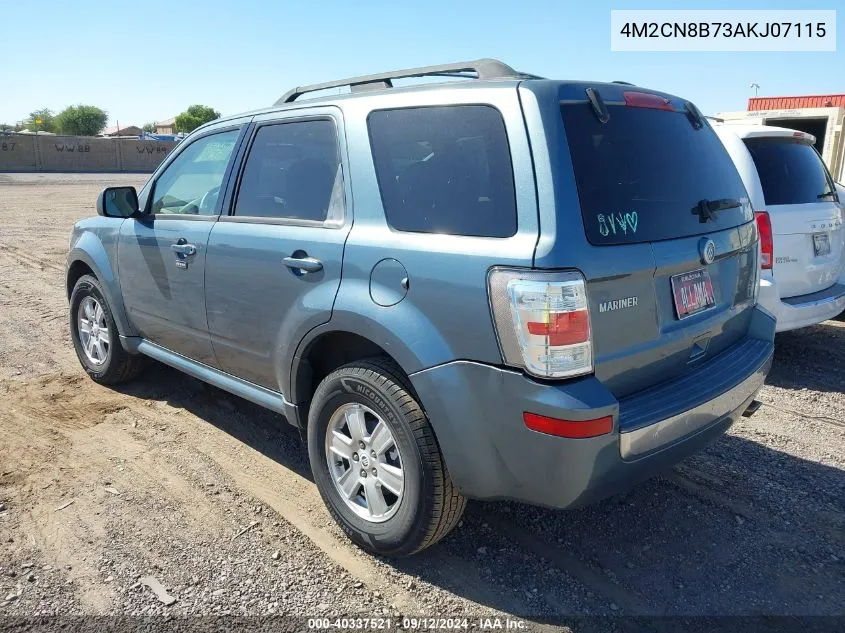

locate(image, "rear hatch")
[[534, 83, 758, 398], [743, 135, 844, 298]]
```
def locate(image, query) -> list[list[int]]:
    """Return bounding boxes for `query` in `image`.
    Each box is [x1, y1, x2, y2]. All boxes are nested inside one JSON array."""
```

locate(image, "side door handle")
[[283, 255, 323, 273], [171, 243, 197, 256]]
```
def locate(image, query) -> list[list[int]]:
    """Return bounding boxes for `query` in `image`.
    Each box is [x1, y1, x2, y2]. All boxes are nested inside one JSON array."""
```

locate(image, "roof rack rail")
[[274, 58, 541, 105]]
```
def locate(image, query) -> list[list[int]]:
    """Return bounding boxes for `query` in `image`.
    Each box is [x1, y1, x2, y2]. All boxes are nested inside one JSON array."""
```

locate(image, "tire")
[[307, 357, 466, 557], [69, 274, 144, 385]]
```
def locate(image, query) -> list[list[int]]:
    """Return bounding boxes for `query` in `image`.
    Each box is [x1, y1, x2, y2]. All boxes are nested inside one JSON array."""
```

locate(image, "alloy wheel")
[[325, 403, 405, 522]]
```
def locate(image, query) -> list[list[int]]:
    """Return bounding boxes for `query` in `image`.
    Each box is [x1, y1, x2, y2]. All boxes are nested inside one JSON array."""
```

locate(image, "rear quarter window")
[[744, 138, 836, 206], [367, 105, 517, 238], [561, 102, 752, 245]]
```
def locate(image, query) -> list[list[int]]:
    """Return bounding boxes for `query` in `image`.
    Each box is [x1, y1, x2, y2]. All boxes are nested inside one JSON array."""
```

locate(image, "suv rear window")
[[744, 138, 836, 206], [368, 106, 517, 237], [561, 103, 752, 245]]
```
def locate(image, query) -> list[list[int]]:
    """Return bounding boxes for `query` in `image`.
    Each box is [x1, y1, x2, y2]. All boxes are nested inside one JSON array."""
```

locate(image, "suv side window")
[[233, 120, 343, 223], [150, 129, 240, 215], [367, 106, 517, 237]]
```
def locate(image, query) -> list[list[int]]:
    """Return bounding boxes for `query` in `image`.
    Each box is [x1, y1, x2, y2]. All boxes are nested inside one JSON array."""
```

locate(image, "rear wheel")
[[307, 358, 465, 557], [69, 274, 144, 385]]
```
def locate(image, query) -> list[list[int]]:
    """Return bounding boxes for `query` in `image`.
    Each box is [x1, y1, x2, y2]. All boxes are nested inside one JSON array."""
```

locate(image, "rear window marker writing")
[[598, 212, 638, 237]]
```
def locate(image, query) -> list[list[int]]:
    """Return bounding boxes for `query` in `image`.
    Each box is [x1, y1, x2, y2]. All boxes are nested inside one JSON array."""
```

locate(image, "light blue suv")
[[67, 59, 775, 556]]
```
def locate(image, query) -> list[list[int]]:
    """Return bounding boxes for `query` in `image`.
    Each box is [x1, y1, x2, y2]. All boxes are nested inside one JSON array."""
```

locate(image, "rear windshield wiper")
[[817, 190, 837, 200], [585, 88, 610, 124], [685, 102, 704, 129], [691, 198, 741, 223]]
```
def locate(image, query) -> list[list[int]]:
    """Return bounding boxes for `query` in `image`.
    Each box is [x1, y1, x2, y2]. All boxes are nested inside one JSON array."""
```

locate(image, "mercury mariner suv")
[[66, 59, 775, 556]]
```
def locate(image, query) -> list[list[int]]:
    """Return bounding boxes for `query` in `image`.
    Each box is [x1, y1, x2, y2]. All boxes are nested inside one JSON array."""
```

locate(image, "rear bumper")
[[759, 278, 845, 332], [409, 307, 775, 509]]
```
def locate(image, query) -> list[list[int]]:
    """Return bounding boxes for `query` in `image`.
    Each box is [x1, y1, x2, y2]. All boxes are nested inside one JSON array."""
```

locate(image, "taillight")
[[755, 211, 773, 270], [488, 269, 593, 379]]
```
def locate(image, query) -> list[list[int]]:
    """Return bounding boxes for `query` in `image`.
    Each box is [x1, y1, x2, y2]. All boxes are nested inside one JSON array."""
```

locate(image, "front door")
[[205, 111, 350, 391], [118, 127, 243, 365]]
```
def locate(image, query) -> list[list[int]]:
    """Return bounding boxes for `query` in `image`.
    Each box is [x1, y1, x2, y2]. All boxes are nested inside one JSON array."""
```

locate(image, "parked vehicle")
[[714, 124, 845, 331], [67, 59, 775, 556]]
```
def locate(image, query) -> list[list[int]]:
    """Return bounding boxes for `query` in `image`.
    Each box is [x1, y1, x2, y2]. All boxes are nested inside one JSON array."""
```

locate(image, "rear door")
[[531, 83, 758, 398], [744, 136, 844, 297], [204, 109, 350, 391]]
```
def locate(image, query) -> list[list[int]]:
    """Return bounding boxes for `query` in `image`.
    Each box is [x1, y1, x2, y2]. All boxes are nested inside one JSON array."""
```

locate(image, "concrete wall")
[[0, 135, 37, 171], [0, 135, 176, 173]]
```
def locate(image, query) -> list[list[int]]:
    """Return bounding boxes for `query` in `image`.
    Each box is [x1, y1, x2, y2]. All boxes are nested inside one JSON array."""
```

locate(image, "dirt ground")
[[0, 173, 843, 628]]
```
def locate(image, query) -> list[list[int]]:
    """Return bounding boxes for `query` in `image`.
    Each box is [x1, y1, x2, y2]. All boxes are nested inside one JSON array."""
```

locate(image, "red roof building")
[[748, 95, 845, 111]]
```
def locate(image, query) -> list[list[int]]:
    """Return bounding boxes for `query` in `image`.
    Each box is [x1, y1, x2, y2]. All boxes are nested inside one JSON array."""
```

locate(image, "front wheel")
[[69, 274, 144, 385], [307, 358, 466, 557]]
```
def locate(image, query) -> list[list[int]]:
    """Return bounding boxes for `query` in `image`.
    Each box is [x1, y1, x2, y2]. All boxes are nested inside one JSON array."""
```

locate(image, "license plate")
[[671, 269, 716, 319], [813, 232, 831, 257]]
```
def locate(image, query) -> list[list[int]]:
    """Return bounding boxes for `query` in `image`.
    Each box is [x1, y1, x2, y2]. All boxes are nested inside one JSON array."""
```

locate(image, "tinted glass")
[[234, 120, 342, 222], [151, 129, 239, 215], [744, 138, 836, 206], [368, 106, 517, 237], [561, 103, 752, 245]]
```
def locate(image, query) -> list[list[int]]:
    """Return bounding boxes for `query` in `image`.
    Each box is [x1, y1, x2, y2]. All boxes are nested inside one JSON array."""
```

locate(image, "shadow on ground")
[[767, 320, 845, 394], [109, 337, 845, 622]]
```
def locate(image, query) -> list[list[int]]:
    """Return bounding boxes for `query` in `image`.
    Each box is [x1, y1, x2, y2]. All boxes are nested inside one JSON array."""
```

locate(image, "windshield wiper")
[[585, 88, 610, 124], [691, 198, 742, 223], [817, 191, 836, 200]]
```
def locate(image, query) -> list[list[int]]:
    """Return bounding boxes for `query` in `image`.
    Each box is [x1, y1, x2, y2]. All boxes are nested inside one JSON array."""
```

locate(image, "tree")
[[55, 105, 108, 136], [142, 122, 156, 133], [175, 105, 220, 133], [24, 108, 57, 133]]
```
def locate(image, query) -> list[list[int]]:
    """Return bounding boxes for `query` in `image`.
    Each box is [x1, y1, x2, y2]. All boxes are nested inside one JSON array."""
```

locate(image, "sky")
[[0, 0, 841, 127]]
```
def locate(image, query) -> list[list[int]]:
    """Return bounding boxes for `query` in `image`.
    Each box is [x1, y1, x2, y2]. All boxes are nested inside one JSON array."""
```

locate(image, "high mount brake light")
[[623, 91, 674, 111], [755, 211, 773, 270], [488, 270, 593, 379]]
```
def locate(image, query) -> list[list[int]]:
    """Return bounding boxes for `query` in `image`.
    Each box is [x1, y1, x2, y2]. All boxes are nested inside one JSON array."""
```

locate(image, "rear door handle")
[[283, 256, 323, 273], [171, 243, 197, 256]]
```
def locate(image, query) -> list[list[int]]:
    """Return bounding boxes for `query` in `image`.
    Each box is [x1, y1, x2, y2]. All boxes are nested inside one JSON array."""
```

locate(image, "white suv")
[[714, 123, 845, 331]]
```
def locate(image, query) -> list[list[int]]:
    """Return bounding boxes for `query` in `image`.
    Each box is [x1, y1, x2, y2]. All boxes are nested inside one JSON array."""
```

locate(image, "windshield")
[[561, 102, 752, 245]]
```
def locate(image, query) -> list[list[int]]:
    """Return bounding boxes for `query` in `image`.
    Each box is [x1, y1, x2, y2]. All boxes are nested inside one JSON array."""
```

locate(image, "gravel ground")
[[0, 173, 843, 630]]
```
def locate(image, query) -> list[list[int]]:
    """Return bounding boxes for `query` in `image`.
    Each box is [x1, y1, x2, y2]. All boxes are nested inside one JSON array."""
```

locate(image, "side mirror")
[[97, 186, 139, 218]]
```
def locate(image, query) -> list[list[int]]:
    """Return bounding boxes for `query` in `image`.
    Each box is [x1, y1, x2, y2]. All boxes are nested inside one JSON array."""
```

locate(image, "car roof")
[[275, 58, 539, 105], [200, 77, 527, 133], [712, 122, 816, 145], [198, 55, 691, 136], [197, 58, 533, 131]]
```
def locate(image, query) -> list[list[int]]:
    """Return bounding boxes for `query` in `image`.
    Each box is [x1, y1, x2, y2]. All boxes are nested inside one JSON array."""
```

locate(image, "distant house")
[[103, 124, 143, 137], [154, 117, 177, 134]]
